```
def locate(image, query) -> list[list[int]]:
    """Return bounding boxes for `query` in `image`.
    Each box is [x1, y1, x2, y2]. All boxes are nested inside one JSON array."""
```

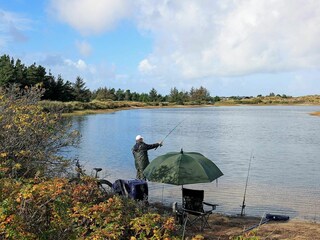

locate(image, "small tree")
[[115, 88, 125, 101], [107, 88, 116, 100], [139, 93, 150, 102], [0, 85, 80, 178], [131, 92, 140, 101], [168, 87, 179, 103], [169, 87, 188, 104], [0, 55, 15, 86], [190, 86, 210, 102], [149, 88, 158, 102], [73, 76, 91, 102], [124, 89, 131, 101]]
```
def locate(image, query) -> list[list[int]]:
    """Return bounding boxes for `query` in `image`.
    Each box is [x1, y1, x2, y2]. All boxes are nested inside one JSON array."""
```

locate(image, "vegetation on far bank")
[[0, 54, 215, 105], [38, 95, 320, 117], [218, 94, 320, 106]]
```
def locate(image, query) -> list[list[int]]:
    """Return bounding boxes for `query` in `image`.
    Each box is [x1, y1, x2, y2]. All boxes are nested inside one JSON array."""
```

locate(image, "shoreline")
[[152, 202, 319, 239], [62, 104, 215, 116], [200, 213, 320, 239], [62, 103, 320, 117], [310, 111, 320, 116]]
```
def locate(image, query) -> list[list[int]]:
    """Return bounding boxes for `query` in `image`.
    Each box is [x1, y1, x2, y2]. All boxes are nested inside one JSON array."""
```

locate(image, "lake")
[[69, 105, 320, 222]]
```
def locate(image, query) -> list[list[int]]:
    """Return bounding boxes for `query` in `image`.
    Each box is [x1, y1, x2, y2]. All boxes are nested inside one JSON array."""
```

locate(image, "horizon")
[[1, 0, 320, 97]]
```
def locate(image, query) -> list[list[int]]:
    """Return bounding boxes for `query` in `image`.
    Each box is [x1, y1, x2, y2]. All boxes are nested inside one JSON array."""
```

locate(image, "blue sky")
[[1, 0, 320, 96]]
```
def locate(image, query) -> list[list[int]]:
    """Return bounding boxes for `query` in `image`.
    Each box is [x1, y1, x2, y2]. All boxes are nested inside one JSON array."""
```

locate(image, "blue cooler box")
[[112, 179, 148, 201]]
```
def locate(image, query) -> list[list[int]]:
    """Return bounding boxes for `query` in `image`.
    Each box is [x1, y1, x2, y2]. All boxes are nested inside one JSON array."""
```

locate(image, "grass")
[[217, 95, 320, 106]]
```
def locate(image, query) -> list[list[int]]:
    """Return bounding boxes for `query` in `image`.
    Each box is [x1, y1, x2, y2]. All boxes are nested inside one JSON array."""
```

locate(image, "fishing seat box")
[[112, 179, 148, 201]]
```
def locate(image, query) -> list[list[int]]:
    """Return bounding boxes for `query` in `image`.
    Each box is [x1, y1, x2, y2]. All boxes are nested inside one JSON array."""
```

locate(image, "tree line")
[[0, 54, 215, 104]]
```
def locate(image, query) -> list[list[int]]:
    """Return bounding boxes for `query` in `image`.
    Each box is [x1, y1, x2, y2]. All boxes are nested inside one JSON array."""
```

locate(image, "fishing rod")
[[155, 118, 185, 150], [243, 213, 289, 232], [162, 118, 186, 143], [240, 151, 254, 216]]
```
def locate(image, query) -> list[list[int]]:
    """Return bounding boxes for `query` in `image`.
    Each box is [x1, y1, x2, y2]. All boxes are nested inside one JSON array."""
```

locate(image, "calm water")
[[70, 106, 320, 221]]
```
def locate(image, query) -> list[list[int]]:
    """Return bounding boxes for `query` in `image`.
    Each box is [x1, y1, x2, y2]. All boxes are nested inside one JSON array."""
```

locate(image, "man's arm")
[[143, 142, 161, 150]]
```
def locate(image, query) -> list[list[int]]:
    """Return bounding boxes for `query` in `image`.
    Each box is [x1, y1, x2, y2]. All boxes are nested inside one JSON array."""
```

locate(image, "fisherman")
[[132, 135, 162, 180]]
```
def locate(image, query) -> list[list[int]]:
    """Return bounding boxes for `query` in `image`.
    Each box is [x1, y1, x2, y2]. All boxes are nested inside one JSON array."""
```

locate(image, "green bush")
[[39, 100, 73, 113]]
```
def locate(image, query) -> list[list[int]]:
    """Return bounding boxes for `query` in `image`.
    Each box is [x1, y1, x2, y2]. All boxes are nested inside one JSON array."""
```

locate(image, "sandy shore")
[[310, 111, 320, 116], [180, 213, 320, 239], [150, 202, 319, 239], [62, 104, 215, 116]]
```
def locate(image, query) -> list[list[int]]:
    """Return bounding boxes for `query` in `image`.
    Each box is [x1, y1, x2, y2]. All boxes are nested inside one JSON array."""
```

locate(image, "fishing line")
[[155, 118, 186, 150], [161, 118, 186, 143]]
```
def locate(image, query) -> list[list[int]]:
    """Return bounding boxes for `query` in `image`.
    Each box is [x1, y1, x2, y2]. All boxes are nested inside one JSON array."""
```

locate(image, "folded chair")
[[181, 188, 218, 231]]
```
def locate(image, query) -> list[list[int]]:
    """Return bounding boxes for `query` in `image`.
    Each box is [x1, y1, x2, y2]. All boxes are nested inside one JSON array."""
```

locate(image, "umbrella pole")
[[161, 184, 164, 203], [181, 185, 183, 206]]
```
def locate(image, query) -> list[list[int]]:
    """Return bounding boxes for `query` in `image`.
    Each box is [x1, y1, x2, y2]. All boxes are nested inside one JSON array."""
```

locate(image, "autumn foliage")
[[0, 85, 79, 178], [0, 177, 180, 239], [0, 86, 182, 239]]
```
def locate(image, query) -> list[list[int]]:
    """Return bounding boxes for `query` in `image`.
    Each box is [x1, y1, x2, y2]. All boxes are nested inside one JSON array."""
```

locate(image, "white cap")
[[135, 135, 143, 141]]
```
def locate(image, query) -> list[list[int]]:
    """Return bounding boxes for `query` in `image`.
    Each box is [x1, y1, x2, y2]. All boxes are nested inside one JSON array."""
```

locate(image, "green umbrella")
[[143, 149, 223, 185]]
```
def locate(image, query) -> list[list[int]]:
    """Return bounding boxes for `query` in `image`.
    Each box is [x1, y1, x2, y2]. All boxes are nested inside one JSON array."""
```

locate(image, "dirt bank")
[[184, 213, 320, 240], [150, 202, 319, 239], [310, 111, 320, 116]]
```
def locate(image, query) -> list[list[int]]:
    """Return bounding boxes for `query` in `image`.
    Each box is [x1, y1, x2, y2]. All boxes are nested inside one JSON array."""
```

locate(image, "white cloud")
[[75, 40, 92, 56], [49, 0, 132, 35], [64, 59, 88, 71], [138, 59, 156, 74], [7, 0, 318, 95], [0, 9, 31, 47], [19, 52, 126, 90], [39, 55, 118, 89], [48, 0, 320, 88], [135, 0, 320, 79]]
